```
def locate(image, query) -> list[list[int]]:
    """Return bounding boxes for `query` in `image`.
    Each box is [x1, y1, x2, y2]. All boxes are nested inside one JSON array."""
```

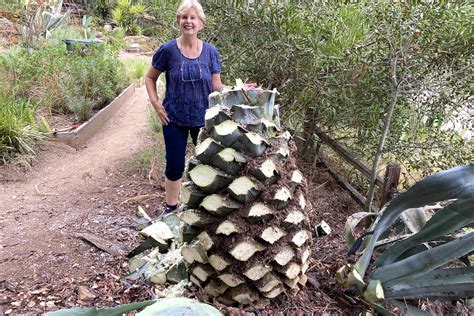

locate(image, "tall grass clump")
[[0, 44, 69, 113], [124, 58, 148, 81], [0, 94, 46, 165]]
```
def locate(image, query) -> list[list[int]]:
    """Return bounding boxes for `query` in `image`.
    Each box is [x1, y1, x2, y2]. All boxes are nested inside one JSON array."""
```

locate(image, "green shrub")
[[90, 0, 117, 21], [124, 58, 148, 80], [47, 26, 83, 47], [144, 0, 179, 41], [0, 93, 46, 165], [202, 1, 473, 187], [0, 42, 127, 122], [112, 0, 147, 35], [0, 0, 23, 14], [0, 45, 70, 113], [59, 43, 127, 121], [103, 27, 128, 53]]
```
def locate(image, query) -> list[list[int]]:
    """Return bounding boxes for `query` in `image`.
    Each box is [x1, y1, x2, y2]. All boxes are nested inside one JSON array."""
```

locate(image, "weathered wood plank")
[[313, 126, 384, 188]]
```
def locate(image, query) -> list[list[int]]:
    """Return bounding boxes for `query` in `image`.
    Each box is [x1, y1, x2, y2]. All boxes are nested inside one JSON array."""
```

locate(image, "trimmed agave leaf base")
[[179, 87, 322, 305]]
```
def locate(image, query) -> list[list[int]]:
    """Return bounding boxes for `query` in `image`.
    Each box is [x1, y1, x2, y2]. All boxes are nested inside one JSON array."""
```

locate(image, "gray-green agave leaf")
[[344, 212, 377, 249], [371, 232, 474, 283], [383, 267, 474, 300], [352, 164, 474, 283], [375, 198, 474, 267]]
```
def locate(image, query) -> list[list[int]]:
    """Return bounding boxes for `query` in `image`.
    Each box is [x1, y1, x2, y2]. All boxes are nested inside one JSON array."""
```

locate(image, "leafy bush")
[[0, 44, 70, 113], [1, 41, 127, 122], [112, 0, 147, 35], [202, 1, 473, 189], [0, 0, 23, 14], [103, 26, 128, 53], [343, 165, 474, 313], [47, 25, 83, 46], [89, 0, 116, 21], [143, 0, 179, 41], [59, 43, 127, 121], [124, 58, 148, 80], [0, 93, 46, 165]]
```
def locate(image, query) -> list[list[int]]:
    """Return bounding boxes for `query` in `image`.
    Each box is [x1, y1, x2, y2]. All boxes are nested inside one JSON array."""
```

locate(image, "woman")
[[145, 0, 223, 216]]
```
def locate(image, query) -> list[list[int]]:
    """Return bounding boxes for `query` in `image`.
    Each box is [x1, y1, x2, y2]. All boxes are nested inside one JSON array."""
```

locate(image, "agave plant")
[[19, 0, 68, 48], [343, 164, 474, 313], [179, 87, 313, 305]]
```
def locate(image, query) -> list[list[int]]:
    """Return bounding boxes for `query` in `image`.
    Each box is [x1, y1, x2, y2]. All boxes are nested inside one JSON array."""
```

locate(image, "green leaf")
[[387, 300, 431, 316], [45, 298, 222, 316], [383, 267, 474, 300], [45, 300, 155, 316], [375, 198, 474, 267], [371, 232, 474, 283], [137, 298, 222, 316], [353, 165, 474, 282]]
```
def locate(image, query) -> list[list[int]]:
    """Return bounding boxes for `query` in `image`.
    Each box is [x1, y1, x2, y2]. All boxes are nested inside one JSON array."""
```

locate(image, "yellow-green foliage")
[[0, 94, 45, 165]]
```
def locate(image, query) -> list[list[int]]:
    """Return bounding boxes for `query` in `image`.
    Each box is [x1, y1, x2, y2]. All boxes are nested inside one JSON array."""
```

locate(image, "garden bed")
[[50, 83, 136, 149]]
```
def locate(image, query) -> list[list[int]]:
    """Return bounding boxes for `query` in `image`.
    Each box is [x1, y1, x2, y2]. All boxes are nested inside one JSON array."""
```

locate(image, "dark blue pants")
[[162, 122, 200, 181]]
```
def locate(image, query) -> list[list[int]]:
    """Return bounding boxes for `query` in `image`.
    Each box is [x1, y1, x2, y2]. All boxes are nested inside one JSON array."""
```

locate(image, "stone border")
[[50, 83, 136, 149]]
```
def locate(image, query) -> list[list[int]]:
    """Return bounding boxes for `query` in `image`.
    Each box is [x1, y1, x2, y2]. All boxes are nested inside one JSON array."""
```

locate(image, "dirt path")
[[0, 82, 165, 314]]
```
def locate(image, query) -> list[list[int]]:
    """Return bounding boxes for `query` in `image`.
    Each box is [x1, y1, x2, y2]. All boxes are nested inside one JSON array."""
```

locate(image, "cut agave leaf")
[[205, 106, 232, 130], [45, 300, 156, 316], [230, 104, 265, 125], [189, 164, 232, 194], [200, 194, 241, 216], [180, 182, 206, 209], [195, 138, 225, 164], [210, 120, 243, 147], [238, 132, 268, 157], [227, 176, 261, 204], [344, 212, 377, 250], [137, 298, 222, 316], [210, 148, 246, 176]]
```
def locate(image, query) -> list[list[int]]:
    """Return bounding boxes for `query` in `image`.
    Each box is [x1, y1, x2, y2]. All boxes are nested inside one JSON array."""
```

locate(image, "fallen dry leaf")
[[77, 286, 96, 301]]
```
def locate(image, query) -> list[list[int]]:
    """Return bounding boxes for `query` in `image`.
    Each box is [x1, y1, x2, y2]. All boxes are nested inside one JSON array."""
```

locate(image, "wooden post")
[[380, 164, 400, 207]]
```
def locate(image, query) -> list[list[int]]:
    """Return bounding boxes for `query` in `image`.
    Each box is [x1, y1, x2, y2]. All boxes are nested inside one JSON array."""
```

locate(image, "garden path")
[[0, 77, 166, 313]]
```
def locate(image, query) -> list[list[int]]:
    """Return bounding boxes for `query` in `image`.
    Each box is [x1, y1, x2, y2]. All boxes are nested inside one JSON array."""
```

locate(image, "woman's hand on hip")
[[155, 104, 170, 126]]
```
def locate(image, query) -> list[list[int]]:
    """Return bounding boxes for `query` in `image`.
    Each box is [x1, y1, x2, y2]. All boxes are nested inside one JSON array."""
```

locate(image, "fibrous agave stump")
[[180, 87, 313, 305]]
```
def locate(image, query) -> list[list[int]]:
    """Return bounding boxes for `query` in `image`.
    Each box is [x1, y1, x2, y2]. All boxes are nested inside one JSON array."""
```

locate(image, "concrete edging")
[[51, 83, 136, 149]]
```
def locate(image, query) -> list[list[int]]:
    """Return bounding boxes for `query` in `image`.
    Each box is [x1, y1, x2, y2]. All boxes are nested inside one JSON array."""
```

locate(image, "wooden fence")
[[313, 126, 400, 211]]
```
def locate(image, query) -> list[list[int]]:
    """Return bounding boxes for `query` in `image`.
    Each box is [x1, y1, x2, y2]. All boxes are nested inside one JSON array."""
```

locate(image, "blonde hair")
[[177, 0, 205, 23]]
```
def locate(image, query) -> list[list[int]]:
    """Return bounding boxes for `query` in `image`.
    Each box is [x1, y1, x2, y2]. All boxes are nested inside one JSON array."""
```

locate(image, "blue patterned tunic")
[[152, 39, 221, 127]]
